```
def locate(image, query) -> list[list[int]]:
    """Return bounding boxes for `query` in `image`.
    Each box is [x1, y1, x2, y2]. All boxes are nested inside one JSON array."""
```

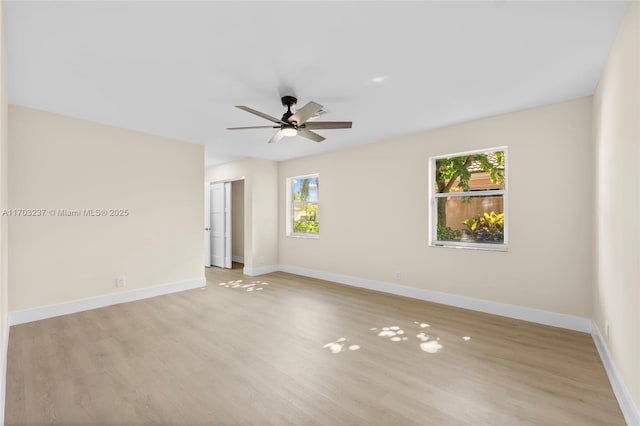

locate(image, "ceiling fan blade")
[[303, 121, 352, 130], [298, 128, 326, 143], [227, 125, 280, 130], [235, 106, 285, 124], [289, 101, 323, 125], [268, 130, 285, 144]]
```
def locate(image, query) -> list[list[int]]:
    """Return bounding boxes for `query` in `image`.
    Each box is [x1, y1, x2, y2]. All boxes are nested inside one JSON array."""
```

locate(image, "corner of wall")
[[0, 0, 9, 421], [591, 1, 640, 422], [591, 323, 640, 426]]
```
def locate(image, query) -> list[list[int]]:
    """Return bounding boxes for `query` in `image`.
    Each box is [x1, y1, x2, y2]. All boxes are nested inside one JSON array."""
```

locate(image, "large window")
[[431, 148, 507, 250], [287, 174, 319, 237]]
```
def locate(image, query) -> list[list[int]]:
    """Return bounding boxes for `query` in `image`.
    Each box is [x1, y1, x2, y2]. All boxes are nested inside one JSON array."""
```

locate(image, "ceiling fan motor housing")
[[281, 96, 297, 123], [281, 96, 297, 108]]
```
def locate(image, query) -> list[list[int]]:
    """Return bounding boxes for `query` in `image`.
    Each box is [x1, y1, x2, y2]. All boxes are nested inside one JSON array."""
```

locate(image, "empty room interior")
[[0, 1, 639, 425]]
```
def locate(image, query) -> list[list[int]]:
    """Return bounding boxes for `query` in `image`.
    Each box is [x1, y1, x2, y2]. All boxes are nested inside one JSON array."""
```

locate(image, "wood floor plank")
[[5, 265, 625, 425]]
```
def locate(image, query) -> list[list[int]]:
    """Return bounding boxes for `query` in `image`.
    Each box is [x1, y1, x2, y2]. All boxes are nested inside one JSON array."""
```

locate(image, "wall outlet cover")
[[116, 276, 126, 288]]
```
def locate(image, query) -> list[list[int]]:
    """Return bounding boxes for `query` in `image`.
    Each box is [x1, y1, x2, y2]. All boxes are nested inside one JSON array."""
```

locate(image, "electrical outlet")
[[116, 276, 126, 288], [394, 272, 401, 280]]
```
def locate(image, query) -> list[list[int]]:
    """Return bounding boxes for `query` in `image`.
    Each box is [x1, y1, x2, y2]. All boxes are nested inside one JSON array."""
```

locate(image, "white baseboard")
[[243, 265, 279, 276], [8, 277, 206, 326], [277, 264, 592, 333], [592, 323, 640, 426], [232, 256, 244, 264], [1, 317, 8, 425]]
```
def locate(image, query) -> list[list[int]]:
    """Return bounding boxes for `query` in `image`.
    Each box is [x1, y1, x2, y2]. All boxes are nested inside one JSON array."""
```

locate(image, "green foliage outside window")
[[294, 201, 319, 233], [435, 151, 505, 228], [294, 220, 319, 233], [437, 224, 462, 241], [292, 176, 319, 234], [461, 211, 504, 242]]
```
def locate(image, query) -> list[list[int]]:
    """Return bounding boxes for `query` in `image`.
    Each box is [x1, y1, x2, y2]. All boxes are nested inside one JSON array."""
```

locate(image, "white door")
[[204, 184, 211, 267], [224, 181, 232, 269], [211, 182, 225, 268], [210, 182, 233, 269]]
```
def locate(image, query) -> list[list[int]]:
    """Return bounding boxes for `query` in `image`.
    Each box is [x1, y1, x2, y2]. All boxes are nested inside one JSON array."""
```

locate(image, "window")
[[287, 174, 319, 237], [431, 148, 507, 250]]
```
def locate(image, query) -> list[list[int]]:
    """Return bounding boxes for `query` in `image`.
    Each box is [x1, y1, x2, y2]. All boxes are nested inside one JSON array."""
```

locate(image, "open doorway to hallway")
[[231, 179, 244, 269]]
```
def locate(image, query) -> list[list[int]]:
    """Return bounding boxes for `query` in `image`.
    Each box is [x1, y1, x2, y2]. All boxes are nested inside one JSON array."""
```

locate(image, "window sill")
[[430, 241, 507, 252], [287, 233, 320, 239]]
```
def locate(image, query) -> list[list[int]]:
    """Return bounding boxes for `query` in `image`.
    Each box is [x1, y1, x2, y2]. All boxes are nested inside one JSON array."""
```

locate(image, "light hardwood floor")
[[5, 265, 625, 425]]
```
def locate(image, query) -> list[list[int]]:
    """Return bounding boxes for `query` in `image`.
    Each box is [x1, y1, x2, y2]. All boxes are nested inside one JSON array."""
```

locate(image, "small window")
[[287, 174, 319, 238], [431, 148, 507, 250]]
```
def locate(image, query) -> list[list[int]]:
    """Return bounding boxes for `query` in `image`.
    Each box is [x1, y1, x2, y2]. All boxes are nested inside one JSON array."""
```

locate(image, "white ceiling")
[[4, 1, 630, 167]]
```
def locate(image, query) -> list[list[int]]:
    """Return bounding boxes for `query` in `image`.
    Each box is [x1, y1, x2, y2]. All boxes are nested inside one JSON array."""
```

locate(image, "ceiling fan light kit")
[[281, 127, 298, 137], [227, 95, 352, 144]]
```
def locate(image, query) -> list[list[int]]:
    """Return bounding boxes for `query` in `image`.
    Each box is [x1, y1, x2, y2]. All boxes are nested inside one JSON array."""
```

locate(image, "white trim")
[[7, 277, 206, 326], [277, 264, 592, 333], [432, 240, 508, 251], [243, 265, 279, 276], [287, 233, 319, 239], [232, 255, 244, 264], [592, 323, 640, 426], [434, 189, 505, 198], [431, 145, 509, 160], [1, 317, 8, 425], [208, 176, 245, 185]]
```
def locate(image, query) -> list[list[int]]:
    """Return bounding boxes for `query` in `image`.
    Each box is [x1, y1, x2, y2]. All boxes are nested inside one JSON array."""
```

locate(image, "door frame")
[[205, 176, 245, 269]]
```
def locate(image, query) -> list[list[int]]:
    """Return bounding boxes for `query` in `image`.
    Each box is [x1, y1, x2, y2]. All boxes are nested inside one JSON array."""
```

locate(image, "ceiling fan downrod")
[[281, 96, 297, 123]]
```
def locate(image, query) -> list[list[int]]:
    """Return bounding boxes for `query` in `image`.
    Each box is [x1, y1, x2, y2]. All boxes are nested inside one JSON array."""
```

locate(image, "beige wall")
[[593, 1, 640, 412], [279, 98, 593, 317], [205, 157, 278, 271], [231, 180, 244, 261], [0, 0, 8, 420], [8, 106, 204, 311]]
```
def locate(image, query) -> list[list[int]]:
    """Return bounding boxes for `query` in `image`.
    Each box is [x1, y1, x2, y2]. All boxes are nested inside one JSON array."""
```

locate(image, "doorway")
[[204, 179, 245, 269], [231, 180, 245, 265]]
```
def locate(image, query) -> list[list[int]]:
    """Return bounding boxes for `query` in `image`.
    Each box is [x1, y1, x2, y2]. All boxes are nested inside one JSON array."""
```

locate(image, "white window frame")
[[286, 173, 320, 239], [429, 147, 508, 251]]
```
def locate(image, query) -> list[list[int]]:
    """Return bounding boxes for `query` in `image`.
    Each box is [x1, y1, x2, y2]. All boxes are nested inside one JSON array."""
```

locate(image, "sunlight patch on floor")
[[322, 337, 361, 354], [416, 332, 430, 341], [420, 340, 443, 354], [415, 334, 442, 353], [217, 280, 268, 292], [413, 321, 443, 354], [321, 319, 471, 356], [368, 321, 455, 354], [370, 326, 409, 342]]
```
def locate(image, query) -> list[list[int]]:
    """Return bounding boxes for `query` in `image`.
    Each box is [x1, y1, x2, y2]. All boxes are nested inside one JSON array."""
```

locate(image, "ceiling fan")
[[227, 96, 352, 144]]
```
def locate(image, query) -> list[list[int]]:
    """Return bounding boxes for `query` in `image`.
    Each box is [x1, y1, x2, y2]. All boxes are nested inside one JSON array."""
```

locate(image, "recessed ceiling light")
[[371, 76, 387, 83]]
